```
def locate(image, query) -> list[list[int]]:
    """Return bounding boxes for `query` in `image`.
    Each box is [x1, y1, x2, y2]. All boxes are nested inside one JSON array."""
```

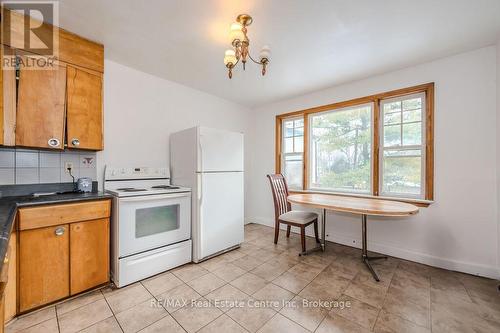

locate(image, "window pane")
[[402, 122, 422, 145], [294, 119, 304, 127], [284, 154, 303, 189], [294, 126, 304, 136], [403, 109, 421, 123], [403, 98, 422, 111], [284, 137, 293, 153], [383, 124, 401, 147], [383, 101, 401, 113], [310, 105, 372, 192], [382, 150, 422, 196], [384, 111, 401, 125], [284, 120, 294, 137], [294, 136, 304, 152]]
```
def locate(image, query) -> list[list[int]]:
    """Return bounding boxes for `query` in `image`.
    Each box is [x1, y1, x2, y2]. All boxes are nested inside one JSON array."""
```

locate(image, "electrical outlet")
[[64, 162, 74, 173]]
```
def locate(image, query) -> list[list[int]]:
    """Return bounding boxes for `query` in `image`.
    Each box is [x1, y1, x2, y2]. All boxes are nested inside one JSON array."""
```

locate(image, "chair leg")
[[313, 220, 320, 244], [300, 227, 306, 253], [274, 220, 280, 244], [286, 225, 291, 238]]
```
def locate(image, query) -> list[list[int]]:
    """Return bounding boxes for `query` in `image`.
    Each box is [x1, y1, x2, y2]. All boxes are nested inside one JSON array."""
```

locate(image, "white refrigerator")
[[170, 126, 244, 262]]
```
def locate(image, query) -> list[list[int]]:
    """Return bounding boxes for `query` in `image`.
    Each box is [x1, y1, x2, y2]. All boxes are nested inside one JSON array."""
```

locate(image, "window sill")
[[288, 189, 433, 207]]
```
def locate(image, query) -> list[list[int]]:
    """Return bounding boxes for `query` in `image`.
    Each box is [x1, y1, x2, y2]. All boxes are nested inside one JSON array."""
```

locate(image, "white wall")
[[248, 46, 499, 278], [97, 60, 254, 215]]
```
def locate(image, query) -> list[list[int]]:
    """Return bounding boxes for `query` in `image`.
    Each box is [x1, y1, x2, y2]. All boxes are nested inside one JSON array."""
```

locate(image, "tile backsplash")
[[0, 148, 97, 185]]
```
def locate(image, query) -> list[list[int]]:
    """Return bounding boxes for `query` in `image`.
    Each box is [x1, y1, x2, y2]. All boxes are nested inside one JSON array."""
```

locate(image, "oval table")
[[287, 193, 419, 281]]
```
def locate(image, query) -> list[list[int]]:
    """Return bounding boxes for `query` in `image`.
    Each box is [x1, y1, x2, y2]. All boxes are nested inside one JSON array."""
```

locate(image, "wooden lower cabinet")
[[15, 200, 111, 314], [19, 225, 70, 312], [70, 219, 109, 294]]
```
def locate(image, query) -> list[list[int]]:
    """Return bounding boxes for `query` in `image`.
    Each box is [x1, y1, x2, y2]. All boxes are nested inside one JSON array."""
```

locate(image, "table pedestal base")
[[361, 214, 387, 282]]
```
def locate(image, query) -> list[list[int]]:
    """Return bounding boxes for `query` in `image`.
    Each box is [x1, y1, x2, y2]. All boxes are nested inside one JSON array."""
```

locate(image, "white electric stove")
[[104, 166, 192, 287]]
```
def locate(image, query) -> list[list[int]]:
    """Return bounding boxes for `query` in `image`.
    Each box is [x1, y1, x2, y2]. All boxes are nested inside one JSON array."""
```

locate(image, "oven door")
[[117, 192, 191, 257]]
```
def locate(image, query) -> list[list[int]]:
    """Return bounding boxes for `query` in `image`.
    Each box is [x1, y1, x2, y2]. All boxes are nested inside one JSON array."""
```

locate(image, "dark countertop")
[[0, 191, 112, 272]]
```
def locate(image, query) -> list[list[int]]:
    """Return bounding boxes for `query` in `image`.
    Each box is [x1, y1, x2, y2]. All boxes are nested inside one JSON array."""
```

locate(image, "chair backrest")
[[267, 174, 291, 220]]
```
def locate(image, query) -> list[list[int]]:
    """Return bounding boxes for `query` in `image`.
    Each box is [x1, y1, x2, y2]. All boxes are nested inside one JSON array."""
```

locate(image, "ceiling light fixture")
[[223, 14, 270, 79]]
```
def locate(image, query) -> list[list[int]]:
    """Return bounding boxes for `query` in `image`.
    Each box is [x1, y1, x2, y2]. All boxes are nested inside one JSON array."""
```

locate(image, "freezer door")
[[198, 127, 244, 172], [198, 172, 244, 260]]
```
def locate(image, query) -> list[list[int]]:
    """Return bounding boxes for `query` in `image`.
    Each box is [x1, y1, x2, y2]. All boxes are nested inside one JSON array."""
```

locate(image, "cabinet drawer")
[[19, 200, 111, 231]]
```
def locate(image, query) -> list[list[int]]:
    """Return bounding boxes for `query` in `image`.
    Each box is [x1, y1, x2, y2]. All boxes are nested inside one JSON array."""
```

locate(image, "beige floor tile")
[[299, 280, 345, 302], [199, 256, 229, 272], [142, 272, 184, 296], [187, 272, 226, 296], [56, 290, 104, 316], [287, 263, 324, 281], [12, 318, 59, 333], [430, 275, 471, 303], [252, 283, 295, 310], [198, 314, 247, 333], [219, 249, 247, 262], [374, 310, 430, 333], [58, 298, 113, 333], [104, 283, 152, 314], [392, 268, 430, 288], [273, 271, 310, 294], [344, 280, 387, 308], [352, 266, 395, 290], [230, 272, 268, 295], [172, 263, 210, 282], [212, 263, 247, 282], [239, 242, 262, 254], [115, 298, 168, 333], [279, 296, 329, 331], [387, 278, 430, 308], [257, 313, 309, 333], [251, 261, 288, 282], [206, 284, 250, 312], [6, 306, 56, 332], [326, 260, 361, 280], [171, 298, 223, 333], [316, 312, 371, 333], [79, 317, 122, 333], [138, 315, 185, 333], [330, 295, 380, 330], [248, 248, 281, 262], [156, 283, 202, 313], [382, 293, 430, 328], [232, 254, 266, 271], [227, 301, 276, 332]]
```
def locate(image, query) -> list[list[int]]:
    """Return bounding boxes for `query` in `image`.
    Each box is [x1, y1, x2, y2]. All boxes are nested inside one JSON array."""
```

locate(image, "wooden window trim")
[[275, 83, 434, 207]]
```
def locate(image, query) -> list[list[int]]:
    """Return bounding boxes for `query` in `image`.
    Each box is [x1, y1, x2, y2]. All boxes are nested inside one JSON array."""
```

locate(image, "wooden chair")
[[267, 174, 320, 254]]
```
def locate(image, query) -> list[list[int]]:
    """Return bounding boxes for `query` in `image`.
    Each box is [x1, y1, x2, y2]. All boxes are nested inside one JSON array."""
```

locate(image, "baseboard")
[[246, 217, 500, 279]]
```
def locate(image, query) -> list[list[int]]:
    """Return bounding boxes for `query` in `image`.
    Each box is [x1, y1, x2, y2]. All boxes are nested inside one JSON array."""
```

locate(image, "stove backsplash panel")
[[0, 147, 97, 185]]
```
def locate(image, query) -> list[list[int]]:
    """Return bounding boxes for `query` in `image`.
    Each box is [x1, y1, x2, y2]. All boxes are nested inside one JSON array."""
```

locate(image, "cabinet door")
[[4, 232, 17, 321], [19, 225, 69, 312], [0, 46, 16, 146], [16, 55, 66, 149], [70, 218, 109, 295], [66, 66, 103, 150]]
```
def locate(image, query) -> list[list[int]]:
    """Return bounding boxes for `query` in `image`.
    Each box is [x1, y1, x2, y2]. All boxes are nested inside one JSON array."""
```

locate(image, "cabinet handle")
[[48, 138, 60, 148], [71, 138, 80, 147], [55, 227, 65, 236]]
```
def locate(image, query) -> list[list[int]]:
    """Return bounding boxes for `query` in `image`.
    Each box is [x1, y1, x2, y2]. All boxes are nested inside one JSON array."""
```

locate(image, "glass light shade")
[[229, 22, 244, 42], [224, 49, 237, 66], [259, 45, 271, 61]]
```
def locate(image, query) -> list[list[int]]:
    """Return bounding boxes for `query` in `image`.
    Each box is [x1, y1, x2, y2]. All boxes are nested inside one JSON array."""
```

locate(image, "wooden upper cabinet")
[[66, 66, 103, 150], [16, 56, 67, 150], [0, 46, 16, 146]]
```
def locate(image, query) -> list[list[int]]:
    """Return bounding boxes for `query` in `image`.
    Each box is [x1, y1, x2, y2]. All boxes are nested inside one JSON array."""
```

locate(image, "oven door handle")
[[118, 192, 190, 202]]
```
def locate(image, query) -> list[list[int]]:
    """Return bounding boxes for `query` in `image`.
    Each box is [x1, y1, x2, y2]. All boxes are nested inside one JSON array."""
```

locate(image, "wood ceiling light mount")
[[223, 14, 270, 79]]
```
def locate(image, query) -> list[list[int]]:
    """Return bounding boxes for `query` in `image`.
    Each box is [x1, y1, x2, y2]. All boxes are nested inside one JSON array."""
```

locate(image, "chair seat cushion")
[[279, 211, 318, 224]]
